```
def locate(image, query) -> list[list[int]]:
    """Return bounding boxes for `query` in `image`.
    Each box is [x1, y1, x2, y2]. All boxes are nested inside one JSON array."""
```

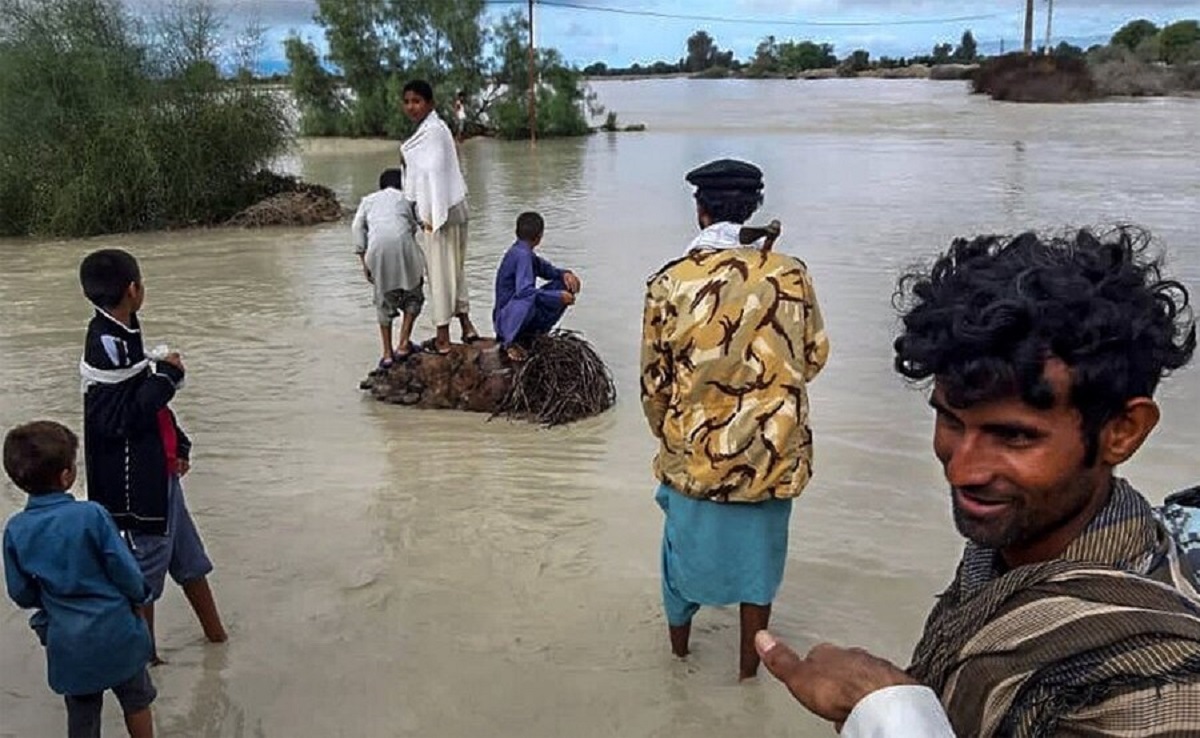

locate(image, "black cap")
[[685, 159, 763, 193]]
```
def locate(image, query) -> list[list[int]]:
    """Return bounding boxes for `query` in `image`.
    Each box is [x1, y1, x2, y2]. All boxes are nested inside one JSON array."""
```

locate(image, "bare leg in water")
[[142, 577, 226, 664], [739, 603, 772, 680], [125, 707, 154, 738], [669, 622, 692, 658], [183, 576, 227, 643], [141, 604, 164, 666]]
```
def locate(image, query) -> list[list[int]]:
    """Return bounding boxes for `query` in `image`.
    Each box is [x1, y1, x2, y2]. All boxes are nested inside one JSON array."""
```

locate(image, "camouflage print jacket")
[[640, 232, 830, 503]]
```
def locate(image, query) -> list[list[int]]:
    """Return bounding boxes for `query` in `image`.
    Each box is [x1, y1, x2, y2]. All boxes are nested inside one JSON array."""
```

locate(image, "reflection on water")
[[1, 79, 1199, 737]]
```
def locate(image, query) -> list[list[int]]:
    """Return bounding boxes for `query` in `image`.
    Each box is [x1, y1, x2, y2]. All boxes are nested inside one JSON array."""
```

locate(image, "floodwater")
[[2, 78, 1199, 737]]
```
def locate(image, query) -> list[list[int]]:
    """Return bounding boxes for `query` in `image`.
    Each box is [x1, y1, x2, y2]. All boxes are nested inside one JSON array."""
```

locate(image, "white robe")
[[400, 111, 467, 233], [401, 111, 471, 325]]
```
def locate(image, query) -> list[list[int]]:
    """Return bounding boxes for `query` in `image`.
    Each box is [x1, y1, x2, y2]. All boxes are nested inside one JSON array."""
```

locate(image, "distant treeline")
[[580, 19, 1200, 79]]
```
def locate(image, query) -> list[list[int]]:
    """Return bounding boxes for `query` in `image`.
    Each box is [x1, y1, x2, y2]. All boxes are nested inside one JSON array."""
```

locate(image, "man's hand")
[[560, 291, 576, 306], [756, 631, 918, 726], [162, 352, 184, 372], [563, 271, 581, 294], [177, 458, 190, 477]]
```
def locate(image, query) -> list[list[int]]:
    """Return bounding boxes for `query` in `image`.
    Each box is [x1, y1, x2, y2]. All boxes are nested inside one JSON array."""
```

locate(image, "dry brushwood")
[[493, 331, 616, 427], [226, 188, 343, 228]]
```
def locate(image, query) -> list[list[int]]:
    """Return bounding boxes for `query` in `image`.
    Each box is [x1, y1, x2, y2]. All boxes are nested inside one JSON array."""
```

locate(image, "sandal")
[[421, 338, 451, 356], [462, 332, 484, 344], [374, 356, 394, 374], [393, 342, 419, 361]]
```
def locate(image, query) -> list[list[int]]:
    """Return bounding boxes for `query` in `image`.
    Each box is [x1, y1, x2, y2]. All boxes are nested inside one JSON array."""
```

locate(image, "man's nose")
[[944, 433, 996, 488]]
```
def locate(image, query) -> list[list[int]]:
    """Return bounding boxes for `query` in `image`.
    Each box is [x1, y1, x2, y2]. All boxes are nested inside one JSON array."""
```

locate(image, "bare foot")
[[505, 346, 528, 362]]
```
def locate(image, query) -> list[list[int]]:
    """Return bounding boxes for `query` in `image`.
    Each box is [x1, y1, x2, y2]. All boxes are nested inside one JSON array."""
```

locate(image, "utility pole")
[[1044, 0, 1054, 54], [528, 0, 537, 145], [1023, 0, 1034, 54]]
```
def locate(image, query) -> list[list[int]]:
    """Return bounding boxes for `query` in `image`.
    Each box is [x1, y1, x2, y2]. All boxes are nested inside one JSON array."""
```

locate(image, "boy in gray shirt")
[[353, 168, 426, 368]]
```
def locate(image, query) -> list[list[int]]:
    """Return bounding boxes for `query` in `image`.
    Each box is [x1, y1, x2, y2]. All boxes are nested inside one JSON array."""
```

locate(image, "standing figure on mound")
[[399, 79, 480, 355], [640, 159, 830, 679]]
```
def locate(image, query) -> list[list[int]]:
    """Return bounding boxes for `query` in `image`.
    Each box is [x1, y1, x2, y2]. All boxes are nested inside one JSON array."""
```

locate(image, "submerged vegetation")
[[0, 0, 294, 238]]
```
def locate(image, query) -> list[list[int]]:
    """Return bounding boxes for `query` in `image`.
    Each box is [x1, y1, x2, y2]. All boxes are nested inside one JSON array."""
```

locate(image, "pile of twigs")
[[226, 186, 343, 228], [494, 331, 616, 427]]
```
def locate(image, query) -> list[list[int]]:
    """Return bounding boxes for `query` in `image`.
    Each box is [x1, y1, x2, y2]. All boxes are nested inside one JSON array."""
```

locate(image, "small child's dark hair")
[[3, 421, 78, 495], [516, 212, 545, 243], [79, 249, 140, 309], [379, 168, 404, 190]]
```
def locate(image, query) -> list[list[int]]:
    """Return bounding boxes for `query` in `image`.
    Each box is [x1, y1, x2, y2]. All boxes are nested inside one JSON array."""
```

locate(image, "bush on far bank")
[[971, 45, 1200, 103], [0, 0, 292, 238]]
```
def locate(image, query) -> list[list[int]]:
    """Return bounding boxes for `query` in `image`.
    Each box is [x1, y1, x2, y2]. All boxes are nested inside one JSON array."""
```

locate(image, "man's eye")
[[994, 427, 1037, 444]]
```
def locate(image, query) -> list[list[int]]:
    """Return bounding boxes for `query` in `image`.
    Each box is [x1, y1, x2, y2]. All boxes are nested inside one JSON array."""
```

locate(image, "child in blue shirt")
[[2, 421, 156, 737], [492, 211, 581, 361]]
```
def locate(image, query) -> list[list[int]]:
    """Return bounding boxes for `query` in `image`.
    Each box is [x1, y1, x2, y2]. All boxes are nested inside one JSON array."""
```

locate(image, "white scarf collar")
[[687, 221, 757, 251]]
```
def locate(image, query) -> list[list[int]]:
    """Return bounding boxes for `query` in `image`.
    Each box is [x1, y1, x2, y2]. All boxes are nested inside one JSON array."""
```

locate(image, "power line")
[[485, 0, 1017, 28]]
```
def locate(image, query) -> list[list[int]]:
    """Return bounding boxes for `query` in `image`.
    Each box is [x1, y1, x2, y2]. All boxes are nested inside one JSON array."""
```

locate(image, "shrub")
[[972, 53, 1097, 103], [0, 0, 292, 237]]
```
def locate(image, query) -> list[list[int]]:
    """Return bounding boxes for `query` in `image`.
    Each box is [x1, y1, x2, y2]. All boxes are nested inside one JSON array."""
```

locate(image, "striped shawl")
[[908, 479, 1200, 737]]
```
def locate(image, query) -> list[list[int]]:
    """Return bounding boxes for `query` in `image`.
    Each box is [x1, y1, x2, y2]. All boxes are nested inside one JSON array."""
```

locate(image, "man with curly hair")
[[754, 228, 1200, 737]]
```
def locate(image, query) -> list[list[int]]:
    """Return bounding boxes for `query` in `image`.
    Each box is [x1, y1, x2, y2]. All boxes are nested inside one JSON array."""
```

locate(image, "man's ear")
[[1099, 398, 1160, 466]]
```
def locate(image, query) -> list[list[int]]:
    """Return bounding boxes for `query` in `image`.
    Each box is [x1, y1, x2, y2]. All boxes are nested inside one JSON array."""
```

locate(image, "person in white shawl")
[[400, 79, 480, 355]]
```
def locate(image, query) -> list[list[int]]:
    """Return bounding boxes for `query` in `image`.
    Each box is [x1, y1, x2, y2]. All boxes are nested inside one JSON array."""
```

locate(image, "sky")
[[129, 0, 1200, 70]]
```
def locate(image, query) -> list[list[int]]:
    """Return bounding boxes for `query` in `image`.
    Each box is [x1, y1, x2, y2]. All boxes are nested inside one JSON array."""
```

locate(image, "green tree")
[[1135, 34, 1164, 63], [293, 0, 591, 140], [1111, 19, 1160, 51], [954, 30, 978, 62], [1160, 20, 1200, 65], [0, 0, 291, 237], [285, 35, 348, 135], [777, 40, 836, 72], [747, 35, 780, 76], [300, 0, 487, 137], [309, 0, 389, 135], [488, 10, 596, 139], [1053, 41, 1085, 59], [931, 42, 954, 64], [685, 30, 715, 72], [846, 49, 870, 72]]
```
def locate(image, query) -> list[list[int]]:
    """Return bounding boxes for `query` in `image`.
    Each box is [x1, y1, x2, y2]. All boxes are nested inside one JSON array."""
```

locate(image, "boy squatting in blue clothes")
[[3, 421, 156, 738], [78, 249, 227, 663], [492, 211, 581, 362]]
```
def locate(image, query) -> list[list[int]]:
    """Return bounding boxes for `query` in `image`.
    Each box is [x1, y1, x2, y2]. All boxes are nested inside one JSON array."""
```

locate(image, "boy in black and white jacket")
[[79, 249, 227, 663]]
